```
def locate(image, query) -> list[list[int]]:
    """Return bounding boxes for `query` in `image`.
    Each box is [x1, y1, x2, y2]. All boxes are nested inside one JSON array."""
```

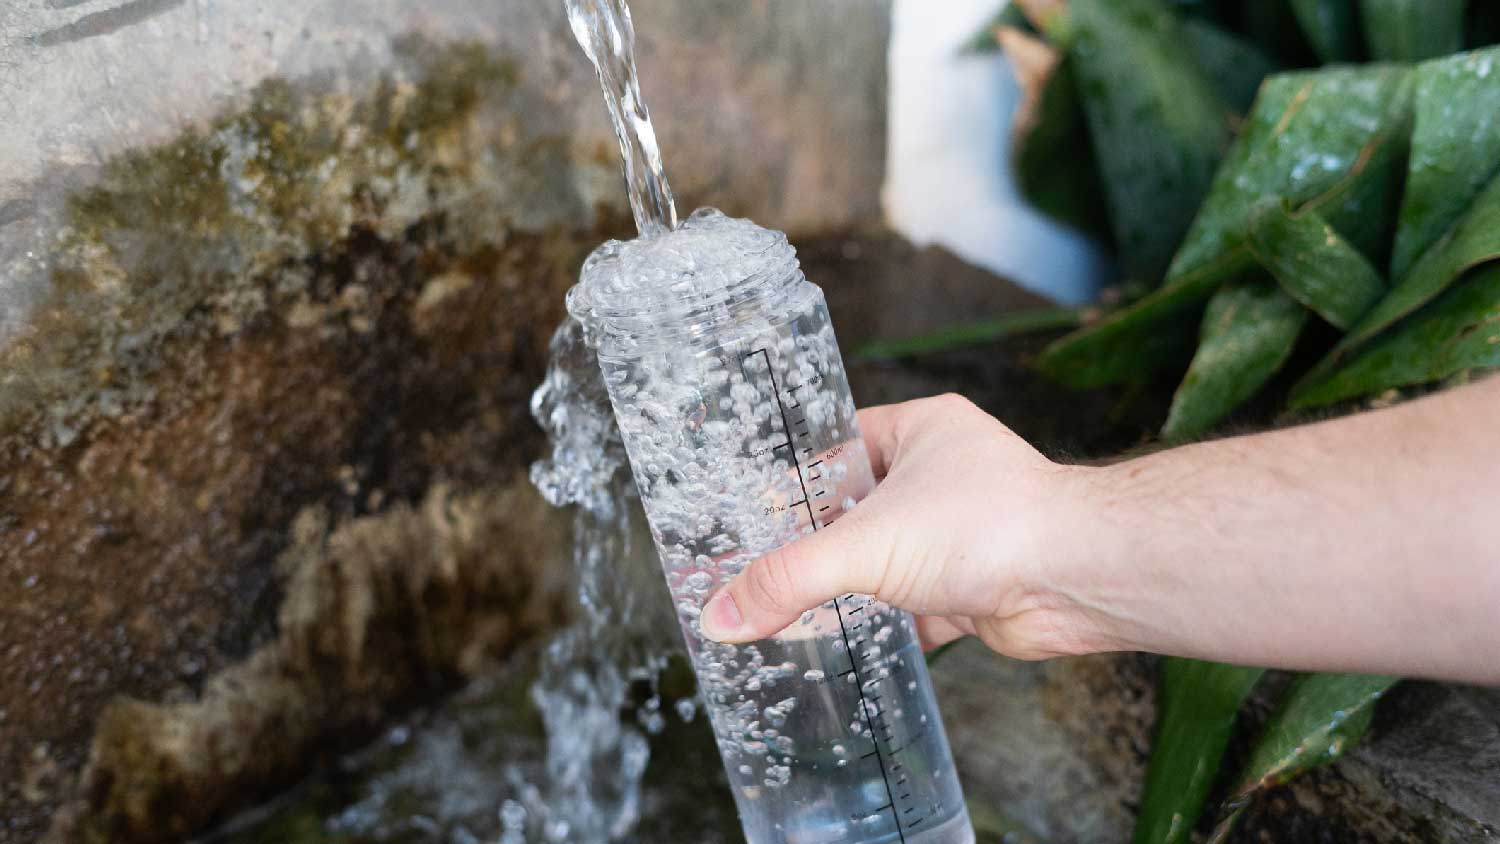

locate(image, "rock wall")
[[0, 3, 892, 840], [0, 0, 889, 340]]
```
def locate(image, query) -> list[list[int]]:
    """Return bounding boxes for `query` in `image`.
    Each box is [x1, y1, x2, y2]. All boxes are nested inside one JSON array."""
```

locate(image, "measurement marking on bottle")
[[744, 347, 919, 840], [888, 728, 928, 756]]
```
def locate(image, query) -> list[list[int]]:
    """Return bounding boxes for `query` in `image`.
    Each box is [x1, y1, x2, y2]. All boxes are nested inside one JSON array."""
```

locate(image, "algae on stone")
[[0, 36, 624, 842]]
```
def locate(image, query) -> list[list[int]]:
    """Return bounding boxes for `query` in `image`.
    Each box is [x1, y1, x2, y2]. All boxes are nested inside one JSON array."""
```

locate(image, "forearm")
[[1061, 378, 1500, 683]]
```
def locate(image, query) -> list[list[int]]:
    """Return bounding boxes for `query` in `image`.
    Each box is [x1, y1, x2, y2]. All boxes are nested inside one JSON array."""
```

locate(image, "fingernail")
[[701, 591, 743, 642]]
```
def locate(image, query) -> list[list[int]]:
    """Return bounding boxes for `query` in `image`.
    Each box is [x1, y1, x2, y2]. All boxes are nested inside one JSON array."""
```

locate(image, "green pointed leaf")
[[1208, 673, 1398, 843], [1001, 27, 1114, 241], [1390, 46, 1500, 281], [1360, 0, 1467, 61], [1247, 200, 1385, 330], [1298, 169, 1500, 399], [1162, 281, 1308, 442], [1292, 264, 1500, 406], [1039, 65, 1413, 388], [1065, 0, 1233, 284], [925, 638, 963, 667], [1182, 19, 1282, 112], [851, 306, 1083, 361], [1291, 0, 1362, 62], [1134, 659, 1265, 844], [1169, 65, 1412, 290], [965, 3, 1037, 53], [1035, 288, 1208, 389]]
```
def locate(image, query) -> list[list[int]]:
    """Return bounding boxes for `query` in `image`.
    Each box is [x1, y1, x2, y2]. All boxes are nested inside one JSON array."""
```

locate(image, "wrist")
[[1011, 461, 1146, 657]]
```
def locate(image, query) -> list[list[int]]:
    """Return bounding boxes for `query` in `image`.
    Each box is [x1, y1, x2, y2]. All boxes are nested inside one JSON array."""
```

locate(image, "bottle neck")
[[567, 231, 806, 360]]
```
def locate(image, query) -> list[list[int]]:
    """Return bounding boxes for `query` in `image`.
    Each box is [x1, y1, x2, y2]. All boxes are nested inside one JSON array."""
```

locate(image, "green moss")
[[0, 34, 630, 841], [0, 36, 522, 448]]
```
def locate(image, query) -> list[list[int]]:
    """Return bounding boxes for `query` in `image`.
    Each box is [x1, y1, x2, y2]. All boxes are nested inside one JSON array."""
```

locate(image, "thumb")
[[699, 497, 894, 643]]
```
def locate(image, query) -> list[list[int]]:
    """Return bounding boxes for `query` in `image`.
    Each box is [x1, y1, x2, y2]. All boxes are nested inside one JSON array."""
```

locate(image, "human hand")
[[698, 393, 1116, 660]]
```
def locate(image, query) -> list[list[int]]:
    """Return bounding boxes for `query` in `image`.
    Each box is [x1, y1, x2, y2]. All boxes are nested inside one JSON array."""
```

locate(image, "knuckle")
[[869, 534, 919, 607], [897, 394, 976, 445], [931, 392, 976, 416], [746, 548, 800, 615]]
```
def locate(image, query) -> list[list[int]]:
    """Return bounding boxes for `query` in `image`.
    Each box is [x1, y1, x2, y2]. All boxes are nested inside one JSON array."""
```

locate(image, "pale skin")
[[699, 378, 1500, 685]]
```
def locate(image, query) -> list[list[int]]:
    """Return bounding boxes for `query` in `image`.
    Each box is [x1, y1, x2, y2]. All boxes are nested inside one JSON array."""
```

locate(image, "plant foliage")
[[973, 1, 1498, 840]]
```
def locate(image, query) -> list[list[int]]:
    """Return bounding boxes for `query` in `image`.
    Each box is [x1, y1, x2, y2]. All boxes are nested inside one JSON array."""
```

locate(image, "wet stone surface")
[[0, 37, 606, 842], [1, 4, 897, 838]]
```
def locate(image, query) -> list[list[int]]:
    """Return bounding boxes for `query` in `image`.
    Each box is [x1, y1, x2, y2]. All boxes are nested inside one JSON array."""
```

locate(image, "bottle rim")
[[567, 209, 805, 353]]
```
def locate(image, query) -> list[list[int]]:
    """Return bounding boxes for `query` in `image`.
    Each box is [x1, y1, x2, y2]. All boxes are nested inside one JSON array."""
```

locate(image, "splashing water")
[[521, 315, 676, 843], [508, 2, 689, 839], [507, 2, 692, 836], [565, 0, 678, 238]]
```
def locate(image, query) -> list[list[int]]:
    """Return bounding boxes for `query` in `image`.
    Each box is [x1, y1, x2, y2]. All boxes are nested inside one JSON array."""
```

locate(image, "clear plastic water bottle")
[[570, 209, 974, 844]]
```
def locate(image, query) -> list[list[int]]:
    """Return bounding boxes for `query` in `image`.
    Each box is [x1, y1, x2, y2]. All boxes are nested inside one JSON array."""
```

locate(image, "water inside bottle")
[[566, 209, 972, 844], [523, 2, 975, 842]]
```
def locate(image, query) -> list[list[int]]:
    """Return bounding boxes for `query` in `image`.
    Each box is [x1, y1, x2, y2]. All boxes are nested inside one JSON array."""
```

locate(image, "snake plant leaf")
[[1064, 0, 1233, 285], [1182, 18, 1282, 112], [1360, 0, 1468, 62], [965, 3, 1037, 52], [1290, 0, 1363, 62], [1389, 46, 1500, 281], [1134, 659, 1265, 844], [1162, 281, 1308, 442], [852, 306, 1083, 361], [925, 638, 963, 667], [1298, 169, 1500, 398], [1038, 64, 1413, 388], [1291, 264, 1500, 406], [1247, 199, 1385, 330], [1168, 65, 1413, 286], [1000, 27, 1113, 241], [1206, 672, 1398, 844]]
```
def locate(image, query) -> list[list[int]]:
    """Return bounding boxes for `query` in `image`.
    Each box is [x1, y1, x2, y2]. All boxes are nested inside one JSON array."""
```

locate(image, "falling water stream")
[[563, 0, 678, 238]]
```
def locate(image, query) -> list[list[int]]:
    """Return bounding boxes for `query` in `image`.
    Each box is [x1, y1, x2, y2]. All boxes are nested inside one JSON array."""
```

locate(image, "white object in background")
[[885, 0, 1110, 305]]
